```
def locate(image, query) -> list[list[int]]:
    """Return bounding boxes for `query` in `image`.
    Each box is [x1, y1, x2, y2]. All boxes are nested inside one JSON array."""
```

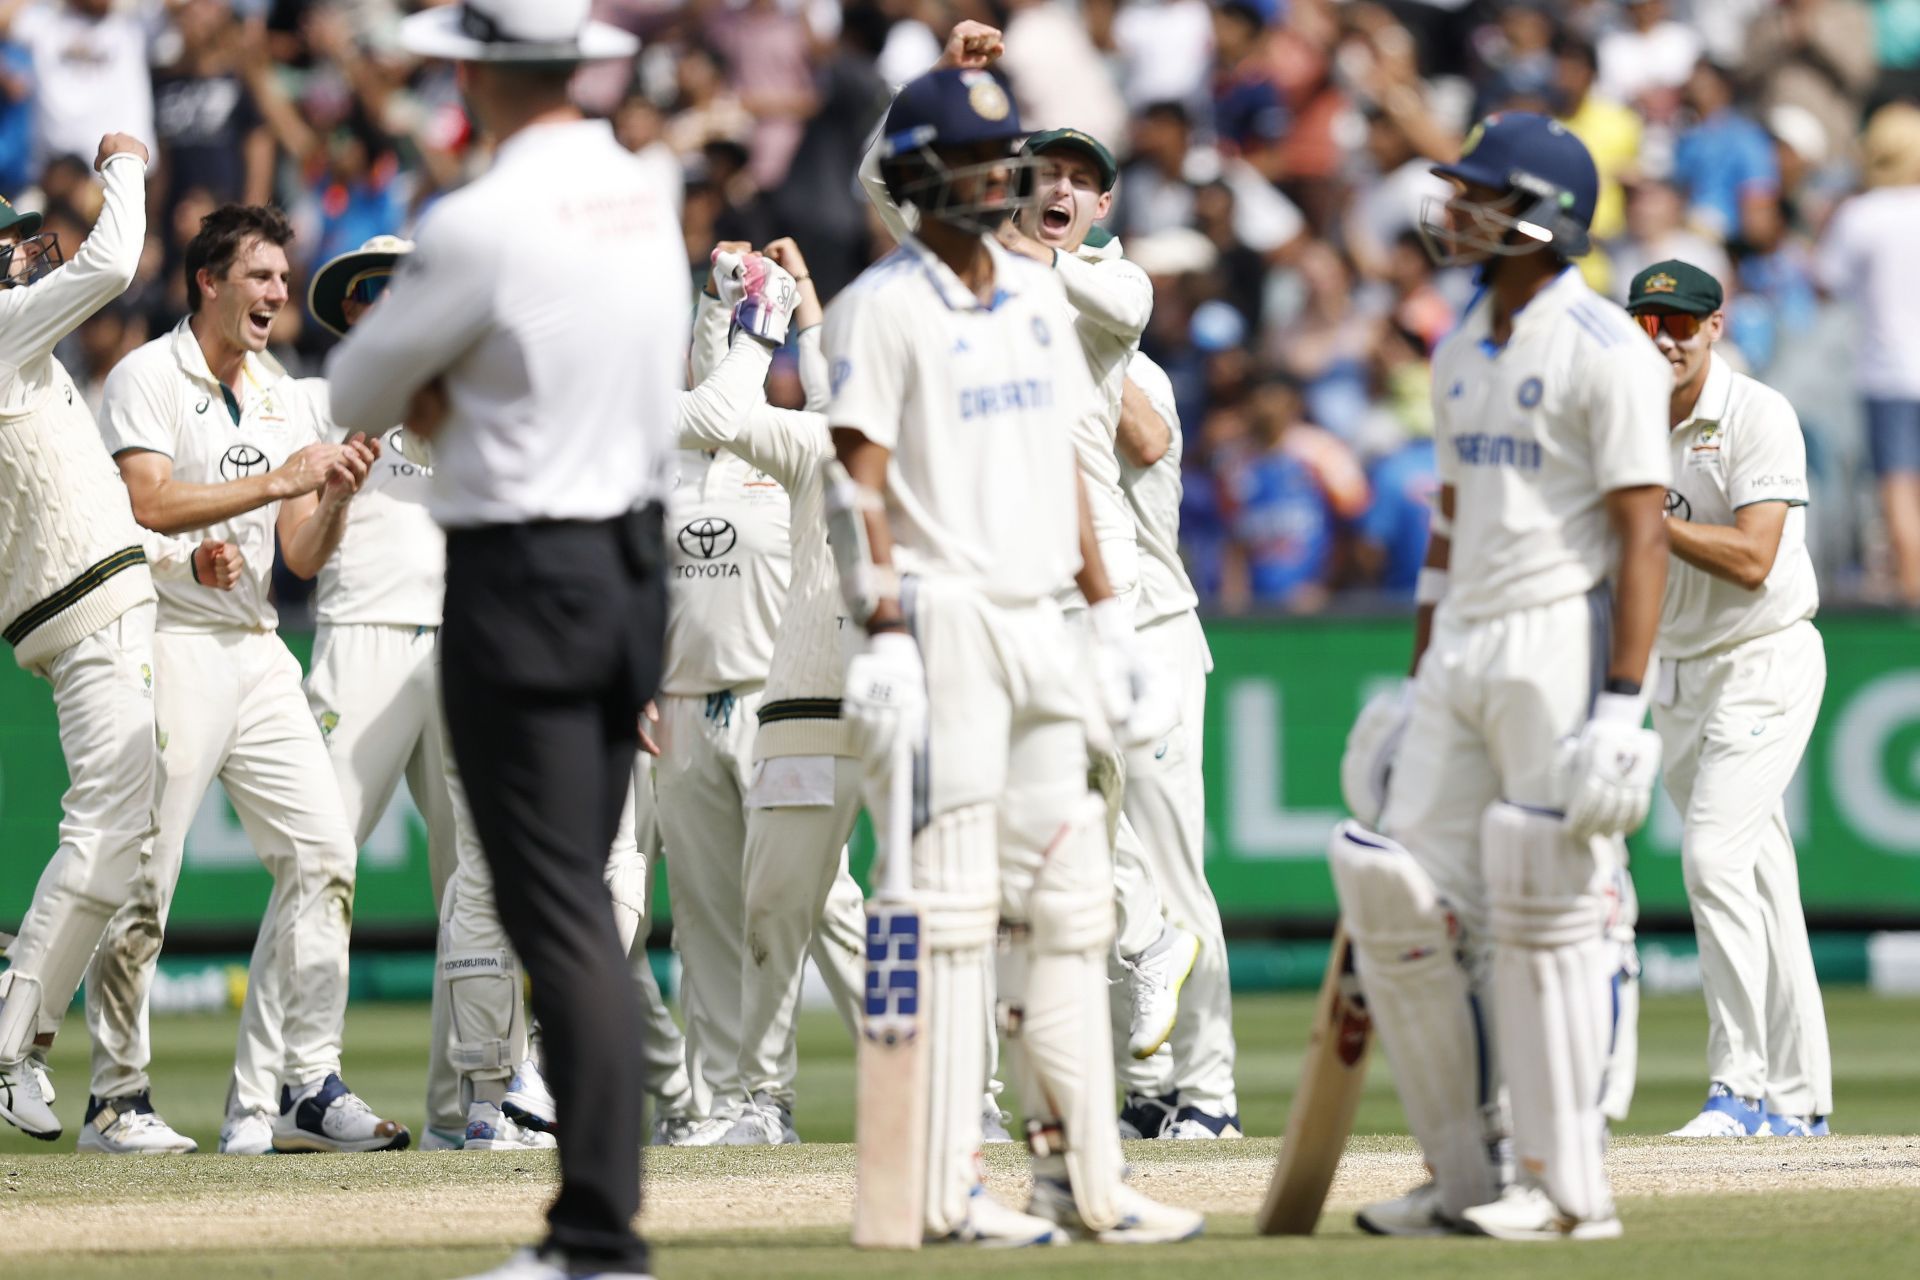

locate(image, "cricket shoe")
[[717, 1092, 798, 1145], [272, 1074, 410, 1153], [1124, 925, 1201, 1059], [218, 1108, 275, 1155], [932, 1183, 1067, 1247], [422, 1126, 466, 1151], [76, 1091, 197, 1153], [1460, 1183, 1622, 1241], [0, 1056, 59, 1140], [1029, 1176, 1204, 1244], [982, 1095, 1014, 1144], [465, 1100, 557, 1151], [456, 1246, 653, 1279], [1117, 1090, 1178, 1140], [1668, 1083, 1767, 1136], [650, 1113, 701, 1146], [1765, 1111, 1831, 1137], [1356, 1181, 1466, 1237], [502, 1058, 556, 1134], [670, 1112, 739, 1147], [1164, 1105, 1242, 1140]]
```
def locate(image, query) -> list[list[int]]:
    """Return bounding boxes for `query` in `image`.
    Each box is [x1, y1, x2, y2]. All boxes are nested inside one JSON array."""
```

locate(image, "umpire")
[[327, 3, 686, 1277]]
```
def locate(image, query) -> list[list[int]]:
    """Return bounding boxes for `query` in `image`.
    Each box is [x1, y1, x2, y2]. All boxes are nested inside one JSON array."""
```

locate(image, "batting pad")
[[1482, 803, 1616, 1224], [441, 947, 523, 1079], [0, 970, 44, 1064], [1329, 821, 1501, 1217]]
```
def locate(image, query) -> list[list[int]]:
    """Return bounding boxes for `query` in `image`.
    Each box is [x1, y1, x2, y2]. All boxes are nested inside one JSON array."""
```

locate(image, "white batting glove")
[[1555, 692, 1662, 840], [710, 249, 799, 346], [1340, 680, 1414, 827], [1089, 598, 1176, 749], [843, 631, 927, 766]]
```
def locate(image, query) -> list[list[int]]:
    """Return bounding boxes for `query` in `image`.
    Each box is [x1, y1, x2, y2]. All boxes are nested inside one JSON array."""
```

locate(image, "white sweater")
[[0, 153, 162, 669]]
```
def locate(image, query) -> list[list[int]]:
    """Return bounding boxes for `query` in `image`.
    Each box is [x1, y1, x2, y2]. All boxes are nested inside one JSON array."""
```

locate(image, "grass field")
[[4, 989, 1918, 1278]]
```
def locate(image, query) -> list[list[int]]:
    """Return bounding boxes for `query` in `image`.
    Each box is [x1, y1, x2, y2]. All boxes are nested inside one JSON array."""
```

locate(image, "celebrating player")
[[1337, 113, 1670, 1239], [1624, 260, 1833, 1138], [828, 65, 1198, 1244], [0, 133, 242, 1141]]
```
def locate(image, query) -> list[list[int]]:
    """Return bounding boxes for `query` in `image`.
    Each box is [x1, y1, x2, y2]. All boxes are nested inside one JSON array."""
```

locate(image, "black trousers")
[[441, 506, 666, 1269]]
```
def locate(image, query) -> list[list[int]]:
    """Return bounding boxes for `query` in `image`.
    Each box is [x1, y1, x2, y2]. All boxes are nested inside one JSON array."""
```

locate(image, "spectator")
[[1554, 33, 1640, 246], [1269, 240, 1379, 441], [703, 0, 817, 190], [1116, 100, 1200, 240], [1816, 102, 1920, 605], [999, 0, 1127, 148], [0, 33, 29, 195], [1597, 0, 1702, 115], [1672, 58, 1781, 247], [1210, 0, 1289, 182], [1612, 176, 1734, 302], [152, 0, 273, 212], [1345, 103, 1451, 283], [1110, 0, 1214, 115], [1357, 416, 1437, 596], [0, 0, 155, 165], [1742, 0, 1877, 168]]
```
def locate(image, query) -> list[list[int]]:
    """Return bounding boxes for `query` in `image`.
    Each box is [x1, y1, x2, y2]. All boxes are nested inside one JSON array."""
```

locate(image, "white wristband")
[[1415, 567, 1449, 606]]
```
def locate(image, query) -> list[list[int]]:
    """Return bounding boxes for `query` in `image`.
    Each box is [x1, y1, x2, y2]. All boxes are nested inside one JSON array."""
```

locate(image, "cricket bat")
[[851, 731, 928, 1250], [1256, 924, 1373, 1235]]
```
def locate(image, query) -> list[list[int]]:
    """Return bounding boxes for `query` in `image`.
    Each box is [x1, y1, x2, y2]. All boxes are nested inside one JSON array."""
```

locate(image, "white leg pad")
[[915, 803, 1000, 1238], [0, 970, 45, 1064], [1004, 795, 1125, 1231], [440, 948, 523, 1079], [1482, 802, 1616, 1223], [1329, 821, 1501, 1217]]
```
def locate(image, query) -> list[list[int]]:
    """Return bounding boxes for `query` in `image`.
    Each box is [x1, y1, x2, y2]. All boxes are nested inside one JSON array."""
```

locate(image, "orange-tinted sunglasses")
[[1635, 311, 1702, 341]]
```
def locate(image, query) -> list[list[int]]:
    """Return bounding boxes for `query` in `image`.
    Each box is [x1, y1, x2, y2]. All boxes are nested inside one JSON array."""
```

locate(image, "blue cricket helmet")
[[1429, 111, 1599, 259], [878, 68, 1032, 231]]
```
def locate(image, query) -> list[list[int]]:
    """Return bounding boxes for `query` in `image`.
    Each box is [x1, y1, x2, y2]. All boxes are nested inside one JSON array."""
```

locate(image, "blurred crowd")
[[9, 0, 1920, 613]]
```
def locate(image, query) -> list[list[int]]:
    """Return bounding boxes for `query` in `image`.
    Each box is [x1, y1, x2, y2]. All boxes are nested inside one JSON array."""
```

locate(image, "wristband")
[[867, 617, 908, 635], [190, 548, 205, 586], [1415, 566, 1449, 606], [1603, 676, 1642, 697]]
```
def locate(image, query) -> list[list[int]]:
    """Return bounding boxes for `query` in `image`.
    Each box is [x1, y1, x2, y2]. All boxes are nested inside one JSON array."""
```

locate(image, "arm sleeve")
[[1728, 389, 1810, 509], [97, 355, 175, 459], [325, 203, 495, 432], [689, 292, 732, 386], [823, 290, 908, 451], [677, 331, 775, 451], [1051, 252, 1152, 344], [1583, 341, 1673, 494], [140, 529, 199, 582], [796, 323, 829, 413], [0, 153, 145, 371], [858, 121, 916, 244]]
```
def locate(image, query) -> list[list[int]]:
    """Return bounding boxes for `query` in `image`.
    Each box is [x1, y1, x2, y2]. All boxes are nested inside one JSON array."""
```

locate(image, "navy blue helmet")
[[1420, 112, 1600, 264], [878, 67, 1033, 233]]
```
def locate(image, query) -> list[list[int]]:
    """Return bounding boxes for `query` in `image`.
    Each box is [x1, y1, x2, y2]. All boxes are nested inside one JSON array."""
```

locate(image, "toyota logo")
[[220, 444, 268, 481], [1664, 489, 1690, 520], [677, 517, 737, 560]]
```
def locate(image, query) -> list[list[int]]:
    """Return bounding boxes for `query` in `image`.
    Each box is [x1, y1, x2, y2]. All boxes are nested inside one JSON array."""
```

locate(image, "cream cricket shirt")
[[1660, 353, 1817, 659], [302, 379, 444, 629], [661, 447, 792, 696], [825, 236, 1092, 604], [99, 320, 322, 633], [1432, 267, 1671, 621], [1121, 349, 1200, 627]]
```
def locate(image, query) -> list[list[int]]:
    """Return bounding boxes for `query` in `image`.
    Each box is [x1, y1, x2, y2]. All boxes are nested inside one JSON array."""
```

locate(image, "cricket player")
[[828, 65, 1199, 1244], [0, 133, 243, 1141], [82, 203, 408, 1155], [212, 235, 468, 1155], [1624, 260, 1832, 1138], [1337, 113, 1670, 1240]]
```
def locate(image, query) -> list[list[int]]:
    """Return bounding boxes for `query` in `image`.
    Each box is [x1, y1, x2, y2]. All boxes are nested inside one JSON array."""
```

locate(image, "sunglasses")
[[1635, 311, 1703, 341], [346, 272, 392, 306]]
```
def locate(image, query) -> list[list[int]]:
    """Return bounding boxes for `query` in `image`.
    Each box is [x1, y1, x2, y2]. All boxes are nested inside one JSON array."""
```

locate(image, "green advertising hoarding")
[[5, 614, 1920, 934]]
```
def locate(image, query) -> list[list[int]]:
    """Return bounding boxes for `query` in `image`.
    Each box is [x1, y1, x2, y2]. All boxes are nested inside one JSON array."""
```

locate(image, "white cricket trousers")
[[653, 687, 765, 1116], [737, 753, 868, 1110], [0, 603, 157, 1061], [1115, 610, 1237, 1112], [225, 623, 460, 1125], [86, 629, 357, 1101], [1653, 620, 1831, 1116]]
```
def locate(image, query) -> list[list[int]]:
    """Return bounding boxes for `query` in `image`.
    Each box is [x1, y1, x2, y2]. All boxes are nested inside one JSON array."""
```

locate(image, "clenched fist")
[[192, 539, 244, 591], [95, 132, 150, 172]]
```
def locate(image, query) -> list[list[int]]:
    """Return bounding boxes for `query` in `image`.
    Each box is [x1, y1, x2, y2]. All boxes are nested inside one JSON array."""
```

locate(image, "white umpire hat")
[[400, 0, 639, 64]]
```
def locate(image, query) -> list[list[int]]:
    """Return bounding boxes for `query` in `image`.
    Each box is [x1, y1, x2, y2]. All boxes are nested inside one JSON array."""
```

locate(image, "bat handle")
[[882, 724, 916, 899]]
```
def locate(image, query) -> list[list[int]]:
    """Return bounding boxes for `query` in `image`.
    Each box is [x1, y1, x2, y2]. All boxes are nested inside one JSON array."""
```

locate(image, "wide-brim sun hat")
[[308, 235, 414, 337], [400, 0, 639, 63]]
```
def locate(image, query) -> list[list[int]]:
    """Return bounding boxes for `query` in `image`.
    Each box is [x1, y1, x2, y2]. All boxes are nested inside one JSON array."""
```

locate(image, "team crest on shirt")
[[139, 663, 152, 692], [1032, 316, 1051, 347], [319, 711, 339, 740], [1516, 376, 1544, 409], [830, 358, 852, 397]]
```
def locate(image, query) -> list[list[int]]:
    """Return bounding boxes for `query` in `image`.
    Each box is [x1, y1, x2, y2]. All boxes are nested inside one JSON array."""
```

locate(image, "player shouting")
[[828, 66, 1198, 1245], [1337, 113, 1670, 1239]]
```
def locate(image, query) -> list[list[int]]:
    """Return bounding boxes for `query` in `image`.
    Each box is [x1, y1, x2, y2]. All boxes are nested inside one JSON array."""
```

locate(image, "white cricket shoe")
[[218, 1108, 275, 1155], [464, 1100, 558, 1151], [0, 1057, 60, 1140], [1164, 1106, 1243, 1140], [717, 1092, 798, 1145], [1460, 1183, 1622, 1241], [1669, 1083, 1768, 1137], [1124, 926, 1201, 1059], [76, 1091, 198, 1154], [1029, 1176, 1204, 1244], [1356, 1181, 1462, 1236], [502, 1058, 556, 1134], [932, 1184, 1067, 1247], [649, 1113, 701, 1146], [669, 1112, 738, 1147], [982, 1094, 1014, 1144], [456, 1247, 652, 1279], [272, 1074, 410, 1153]]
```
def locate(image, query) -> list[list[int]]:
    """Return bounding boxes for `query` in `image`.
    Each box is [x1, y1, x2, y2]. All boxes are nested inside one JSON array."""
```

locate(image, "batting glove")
[[1555, 692, 1661, 840], [1089, 598, 1176, 749], [1340, 680, 1414, 827], [843, 631, 928, 768], [711, 249, 799, 346]]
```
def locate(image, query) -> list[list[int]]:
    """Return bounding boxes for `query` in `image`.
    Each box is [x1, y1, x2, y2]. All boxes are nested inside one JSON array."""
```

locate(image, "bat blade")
[[1257, 925, 1372, 1235], [851, 897, 929, 1249]]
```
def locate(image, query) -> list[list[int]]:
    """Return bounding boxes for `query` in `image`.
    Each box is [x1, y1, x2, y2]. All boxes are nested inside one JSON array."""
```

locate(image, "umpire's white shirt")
[[99, 320, 323, 633], [324, 118, 688, 526], [1432, 266, 1671, 620], [1660, 353, 1817, 659], [825, 236, 1092, 603]]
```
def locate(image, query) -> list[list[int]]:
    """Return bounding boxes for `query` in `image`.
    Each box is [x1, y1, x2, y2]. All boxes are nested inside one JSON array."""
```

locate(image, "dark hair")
[[1554, 34, 1599, 73], [184, 204, 294, 313], [1142, 100, 1191, 129]]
